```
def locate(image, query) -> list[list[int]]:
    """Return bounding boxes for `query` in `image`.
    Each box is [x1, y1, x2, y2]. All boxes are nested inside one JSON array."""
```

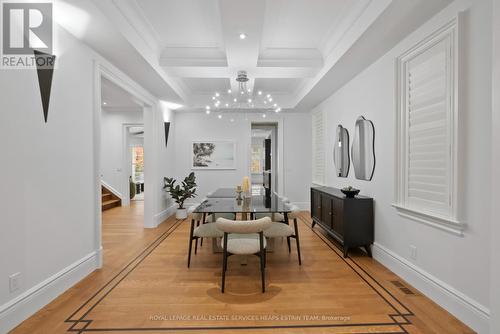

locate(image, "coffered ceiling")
[[134, 0, 362, 110], [56, 0, 452, 112]]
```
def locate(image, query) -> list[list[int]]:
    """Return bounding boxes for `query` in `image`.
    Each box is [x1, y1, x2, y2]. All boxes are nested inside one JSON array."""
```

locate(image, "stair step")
[[102, 193, 112, 199], [102, 199, 121, 211]]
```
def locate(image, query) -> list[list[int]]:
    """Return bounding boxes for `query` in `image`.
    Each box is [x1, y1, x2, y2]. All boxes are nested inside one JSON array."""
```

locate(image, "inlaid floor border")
[[65, 214, 415, 334]]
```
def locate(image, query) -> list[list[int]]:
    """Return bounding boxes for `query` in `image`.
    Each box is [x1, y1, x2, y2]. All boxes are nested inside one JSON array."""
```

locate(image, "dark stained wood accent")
[[311, 186, 374, 257]]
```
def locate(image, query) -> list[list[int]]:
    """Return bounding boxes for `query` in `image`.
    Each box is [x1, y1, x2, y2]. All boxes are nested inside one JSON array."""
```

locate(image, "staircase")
[[101, 185, 121, 211]]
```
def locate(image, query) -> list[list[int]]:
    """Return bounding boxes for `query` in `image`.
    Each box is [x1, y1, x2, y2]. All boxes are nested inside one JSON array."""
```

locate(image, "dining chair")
[[215, 217, 272, 293], [187, 210, 237, 268], [263, 204, 302, 265]]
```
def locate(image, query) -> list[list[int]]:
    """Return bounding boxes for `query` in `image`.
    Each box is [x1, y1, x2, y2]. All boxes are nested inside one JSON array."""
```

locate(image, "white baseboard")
[[101, 180, 122, 199], [154, 204, 177, 226], [292, 202, 310, 211], [0, 251, 99, 334], [372, 242, 490, 333]]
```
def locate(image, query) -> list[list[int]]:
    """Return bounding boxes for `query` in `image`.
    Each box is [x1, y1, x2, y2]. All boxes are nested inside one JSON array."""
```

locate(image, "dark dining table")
[[194, 188, 291, 254], [194, 188, 291, 220]]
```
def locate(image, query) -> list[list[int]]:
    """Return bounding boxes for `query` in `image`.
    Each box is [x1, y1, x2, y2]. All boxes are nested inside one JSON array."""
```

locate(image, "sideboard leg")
[[364, 245, 372, 257], [311, 221, 316, 228], [343, 246, 349, 258]]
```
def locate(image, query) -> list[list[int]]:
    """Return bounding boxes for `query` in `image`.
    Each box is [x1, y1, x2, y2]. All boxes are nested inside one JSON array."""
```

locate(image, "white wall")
[[0, 25, 100, 332], [0, 22, 176, 331], [173, 112, 311, 208], [156, 104, 177, 222], [100, 109, 143, 199], [310, 0, 492, 332], [490, 0, 500, 332]]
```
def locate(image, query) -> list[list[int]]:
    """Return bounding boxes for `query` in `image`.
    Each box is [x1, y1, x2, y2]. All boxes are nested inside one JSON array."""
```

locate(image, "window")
[[312, 109, 325, 185], [132, 146, 144, 183], [251, 145, 263, 174], [394, 17, 462, 234]]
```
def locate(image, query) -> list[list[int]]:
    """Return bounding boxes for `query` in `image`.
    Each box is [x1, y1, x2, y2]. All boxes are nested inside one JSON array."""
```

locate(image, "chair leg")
[[294, 218, 302, 265], [221, 233, 228, 293], [194, 219, 200, 254], [259, 232, 266, 293], [187, 219, 195, 268], [200, 237, 203, 247], [287, 237, 291, 253]]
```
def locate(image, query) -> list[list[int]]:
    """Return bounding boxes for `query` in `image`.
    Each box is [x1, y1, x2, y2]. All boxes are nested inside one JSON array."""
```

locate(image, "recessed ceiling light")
[[266, 94, 271, 98], [239, 33, 247, 40], [205, 105, 210, 110], [212, 96, 216, 100], [248, 98, 252, 103], [206, 109, 211, 114], [103, 102, 107, 105], [275, 108, 281, 113], [262, 113, 266, 118], [215, 92, 220, 97], [218, 114, 222, 119], [273, 103, 277, 107], [225, 103, 229, 107], [269, 97, 273, 102], [258, 91, 262, 95], [227, 89, 232, 93], [233, 98, 237, 102]]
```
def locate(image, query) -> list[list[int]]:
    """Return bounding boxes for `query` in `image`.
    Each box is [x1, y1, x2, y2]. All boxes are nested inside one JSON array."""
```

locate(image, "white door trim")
[[93, 60, 160, 267], [122, 122, 145, 206], [249, 119, 285, 196]]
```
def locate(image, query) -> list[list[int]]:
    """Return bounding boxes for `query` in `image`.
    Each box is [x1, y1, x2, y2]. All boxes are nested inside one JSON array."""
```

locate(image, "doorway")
[[251, 123, 278, 196], [129, 126, 145, 202]]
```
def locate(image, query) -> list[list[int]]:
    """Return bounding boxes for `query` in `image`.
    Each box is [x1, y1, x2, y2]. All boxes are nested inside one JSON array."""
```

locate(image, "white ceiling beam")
[[159, 47, 227, 67], [219, 0, 266, 92], [163, 66, 317, 79], [258, 48, 324, 68]]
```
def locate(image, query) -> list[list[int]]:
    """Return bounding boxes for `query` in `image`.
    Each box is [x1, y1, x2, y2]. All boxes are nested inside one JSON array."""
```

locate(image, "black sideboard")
[[310, 186, 374, 257]]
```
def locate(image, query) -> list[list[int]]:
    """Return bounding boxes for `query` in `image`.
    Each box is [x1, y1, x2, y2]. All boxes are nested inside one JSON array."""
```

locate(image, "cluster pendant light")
[[205, 71, 281, 118]]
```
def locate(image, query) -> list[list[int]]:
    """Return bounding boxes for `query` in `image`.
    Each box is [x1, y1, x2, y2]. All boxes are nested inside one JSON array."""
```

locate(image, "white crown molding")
[[102, 106, 143, 113], [293, 0, 392, 109], [92, 0, 188, 102], [112, 0, 163, 55]]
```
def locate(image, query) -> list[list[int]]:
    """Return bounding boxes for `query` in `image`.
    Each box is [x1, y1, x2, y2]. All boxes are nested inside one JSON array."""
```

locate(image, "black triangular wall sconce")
[[34, 50, 56, 123], [164, 122, 171, 147]]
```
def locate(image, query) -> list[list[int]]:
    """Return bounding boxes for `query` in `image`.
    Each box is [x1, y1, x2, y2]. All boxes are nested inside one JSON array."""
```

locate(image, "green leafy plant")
[[163, 172, 197, 209]]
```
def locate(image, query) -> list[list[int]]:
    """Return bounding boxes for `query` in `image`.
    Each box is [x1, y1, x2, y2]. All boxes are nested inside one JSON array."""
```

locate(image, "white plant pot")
[[176, 208, 188, 219]]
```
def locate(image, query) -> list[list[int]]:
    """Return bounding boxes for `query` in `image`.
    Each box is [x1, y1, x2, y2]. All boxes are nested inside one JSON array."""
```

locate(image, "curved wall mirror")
[[352, 116, 375, 181], [333, 125, 350, 177]]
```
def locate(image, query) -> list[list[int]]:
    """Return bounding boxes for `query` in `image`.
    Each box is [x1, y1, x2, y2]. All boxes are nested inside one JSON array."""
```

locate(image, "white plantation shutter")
[[395, 18, 460, 230], [312, 110, 325, 184], [407, 40, 450, 214]]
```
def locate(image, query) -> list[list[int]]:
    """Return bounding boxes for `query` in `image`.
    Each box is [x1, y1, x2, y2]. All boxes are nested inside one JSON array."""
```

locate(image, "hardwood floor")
[[11, 203, 474, 333]]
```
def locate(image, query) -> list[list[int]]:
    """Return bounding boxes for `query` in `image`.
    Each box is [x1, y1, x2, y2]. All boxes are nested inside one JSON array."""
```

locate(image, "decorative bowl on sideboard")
[[341, 188, 360, 198]]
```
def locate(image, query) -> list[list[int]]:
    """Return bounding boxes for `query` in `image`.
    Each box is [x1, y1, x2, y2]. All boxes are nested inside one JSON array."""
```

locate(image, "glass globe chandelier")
[[205, 71, 281, 115]]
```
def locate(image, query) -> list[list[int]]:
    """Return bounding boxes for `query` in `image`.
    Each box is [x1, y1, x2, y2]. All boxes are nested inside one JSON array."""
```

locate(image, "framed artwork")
[[192, 141, 236, 169]]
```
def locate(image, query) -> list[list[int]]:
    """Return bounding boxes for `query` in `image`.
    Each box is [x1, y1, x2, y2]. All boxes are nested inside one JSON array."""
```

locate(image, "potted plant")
[[163, 172, 197, 219]]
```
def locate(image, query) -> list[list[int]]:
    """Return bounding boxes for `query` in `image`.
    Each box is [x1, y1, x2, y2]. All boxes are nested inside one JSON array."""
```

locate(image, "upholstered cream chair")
[[263, 204, 302, 265], [186, 209, 235, 268], [215, 217, 272, 293]]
